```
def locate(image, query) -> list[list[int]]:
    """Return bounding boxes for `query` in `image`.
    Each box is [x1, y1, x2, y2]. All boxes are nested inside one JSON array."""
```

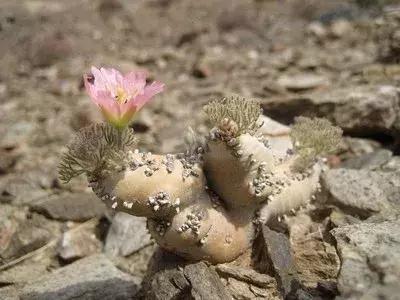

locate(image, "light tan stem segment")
[[148, 190, 254, 264], [203, 134, 275, 209], [96, 153, 205, 218]]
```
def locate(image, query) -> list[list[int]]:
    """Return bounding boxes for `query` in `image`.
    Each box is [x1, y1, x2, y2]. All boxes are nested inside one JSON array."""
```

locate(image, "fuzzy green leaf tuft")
[[290, 117, 342, 172], [58, 123, 137, 183], [204, 96, 262, 136]]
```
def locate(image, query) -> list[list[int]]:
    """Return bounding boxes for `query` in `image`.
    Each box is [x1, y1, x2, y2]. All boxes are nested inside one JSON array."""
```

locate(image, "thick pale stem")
[[148, 190, 254, 264], [93, 153, 205, 218], [92, 152, 256, 263], [203, 134, 275, 209], [259, 162, 321, 223]]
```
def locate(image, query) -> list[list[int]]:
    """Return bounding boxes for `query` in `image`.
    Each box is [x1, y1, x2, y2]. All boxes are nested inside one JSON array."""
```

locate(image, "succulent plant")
[[60, 68, 342, 264]]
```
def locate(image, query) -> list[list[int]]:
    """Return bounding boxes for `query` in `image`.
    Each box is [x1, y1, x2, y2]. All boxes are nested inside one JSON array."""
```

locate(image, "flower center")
[[115, 87, 128, 103]]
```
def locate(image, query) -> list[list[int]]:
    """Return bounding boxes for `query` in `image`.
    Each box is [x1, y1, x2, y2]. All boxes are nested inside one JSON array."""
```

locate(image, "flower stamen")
[[115, 87, 128, 103]]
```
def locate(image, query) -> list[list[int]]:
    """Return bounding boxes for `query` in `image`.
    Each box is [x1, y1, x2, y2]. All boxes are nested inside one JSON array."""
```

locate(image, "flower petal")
[[84, 74, 117, 111], [90, 66, 109, 91], [132, 81, 165, 109], [122, 71, 147, 96], [94, 90, 121, 118], [84, 67, 164, 128], [99, 67, 122, 96], [119, 106, 137, 127]]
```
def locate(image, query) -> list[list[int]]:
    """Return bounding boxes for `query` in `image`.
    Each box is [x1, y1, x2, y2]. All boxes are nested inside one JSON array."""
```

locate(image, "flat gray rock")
[[141, 250, 232, 300], [184, 262, 232, 300], [322, 168, 400, 218], [105, 212, 151, 257], [263, 85, 400, 136], [0, 259, 52, 285], [341, 137, 382, 157], [226, 277, 258, 299], [341, 149, 393, 171], [0, 206, 52, 261], [30, 192, 106, 221], [58, 221, 101, 261], [0, 286, 19, 300], [261, 226, 301, 298], [259, 115, 292, 160], [147, 268, 189, 300], [277, 74, 328, 91], [0, 174, 50, 206], [20, 254, 141, 300], [215, 264, 275, 288], [382, 156, 400, 172], [332, 219, 400, 300]]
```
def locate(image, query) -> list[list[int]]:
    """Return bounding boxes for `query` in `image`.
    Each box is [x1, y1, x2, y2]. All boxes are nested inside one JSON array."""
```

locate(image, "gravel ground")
[[0, 0, 399, 299]]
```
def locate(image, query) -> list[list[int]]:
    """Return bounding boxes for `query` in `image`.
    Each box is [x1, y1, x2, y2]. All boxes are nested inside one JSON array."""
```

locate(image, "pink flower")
[[84, 66, 164, 128]]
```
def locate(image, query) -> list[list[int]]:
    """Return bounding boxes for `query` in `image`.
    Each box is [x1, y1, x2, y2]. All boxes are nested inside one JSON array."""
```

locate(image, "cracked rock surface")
[[332, 218, 400, 300], [19, 254, 141, 300]]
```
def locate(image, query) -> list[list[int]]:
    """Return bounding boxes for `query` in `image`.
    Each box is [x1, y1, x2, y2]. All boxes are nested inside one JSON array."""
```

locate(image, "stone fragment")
[[261, 226, 300, 298], [249, 284, 280, 299], [307, 22, 327, 38], [285, 213, 313, 239], [341, 137, 382, 157], [184, 262, 232, 300], [215, 264, 275, 288], [262, 85, 400, 136], [225, 277, 255, 300], [0, 150, 19, 174], [329, 210, 360, 228], [0, 258, 52, 285], [341, 149, 393, 170], [258, 115, 292, 160], [322, 168, 400, 218], [0, 286, 19, 300], [382, 156, 400, 172], [330, 20, 352, 38], [0, 174, 50, 206], [142, 251, 231, 300], [19, 254, 141, 300], [286, 213, 340, 287], [105, 212, 151, 257], [259, 116, 291, 137], [147, 268, 190, 300], [0, 206, 52, 262], [216, 264, 280, 300], [30, 192, 106, 221], [332, 220, 400, 299], [292, 238, 340, 287], [277, 74, 328, 91], [58, 221, 101, 261]]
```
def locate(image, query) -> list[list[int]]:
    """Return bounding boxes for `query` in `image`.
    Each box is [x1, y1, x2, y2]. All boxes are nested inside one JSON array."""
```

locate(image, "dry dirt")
[[0, 0, 399, 299]]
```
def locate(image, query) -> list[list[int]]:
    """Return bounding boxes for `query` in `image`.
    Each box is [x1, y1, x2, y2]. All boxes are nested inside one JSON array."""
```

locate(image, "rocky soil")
[[0, 0, 399, 299]]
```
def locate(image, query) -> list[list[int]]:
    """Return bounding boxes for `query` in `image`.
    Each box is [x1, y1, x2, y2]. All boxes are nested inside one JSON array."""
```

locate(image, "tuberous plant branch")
[[60, 94, 342, 264]]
